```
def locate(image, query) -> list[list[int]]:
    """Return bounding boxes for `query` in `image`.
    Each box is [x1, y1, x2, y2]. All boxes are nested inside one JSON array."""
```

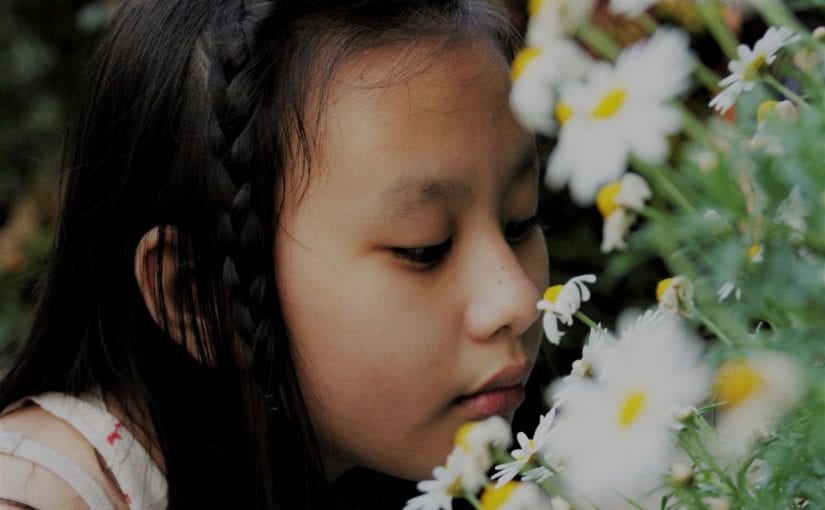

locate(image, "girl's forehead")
[[329, 37, 510, 109], [279, 36, 529, 214], [280, 36, 520, 207]]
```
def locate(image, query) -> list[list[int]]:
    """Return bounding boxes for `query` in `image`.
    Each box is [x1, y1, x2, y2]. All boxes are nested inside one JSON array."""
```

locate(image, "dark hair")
[[0, 0, 518, 507]]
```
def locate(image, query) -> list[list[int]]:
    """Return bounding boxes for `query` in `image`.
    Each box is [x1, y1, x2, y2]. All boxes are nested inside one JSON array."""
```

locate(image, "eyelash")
[[391, 215, 543, 269]]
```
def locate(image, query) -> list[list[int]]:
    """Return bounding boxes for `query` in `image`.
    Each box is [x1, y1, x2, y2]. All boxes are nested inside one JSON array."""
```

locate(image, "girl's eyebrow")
[[380, 144, 537, 217]]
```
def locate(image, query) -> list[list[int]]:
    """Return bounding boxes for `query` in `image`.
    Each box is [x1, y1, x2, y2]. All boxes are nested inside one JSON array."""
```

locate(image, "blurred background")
[[0, 0, 118, 354]]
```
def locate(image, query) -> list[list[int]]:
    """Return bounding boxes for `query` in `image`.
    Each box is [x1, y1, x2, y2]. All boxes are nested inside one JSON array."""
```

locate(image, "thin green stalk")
[[681, 429, 739, 497], [693, 308, 734, 348], [574, 310, 603, 332], [763, 74, 809, 109], [751, 0, 806, 33], [638, 12, 659, 35], [577, 24, 621, 62], [673, 101, 715, 145], [464, 491, 484, 509], [693, 57, 722, 93], [674, 485, 710, 510], [694, 0, 740, 60], [629, 157, 696, 214]]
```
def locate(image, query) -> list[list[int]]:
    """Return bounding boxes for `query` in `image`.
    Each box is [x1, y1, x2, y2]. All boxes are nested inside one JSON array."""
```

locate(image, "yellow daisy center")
[[527, 0, 546, 17], [592, 87, 627, 119], [446, 476, 464, 497], [656, 278, 673, 303], [511, 47, 541, 81], [543, 285, 563, 303], [555, 101, 573, 125], [480, 482, 520, 509], [757, 100, 779, 123], [743, 53, 768, 81], [748, 243, 763, 262], [596, 181, 622, 218], [715, 359, 764, 408], [619, 390, 646, 428], [454, 421, 477, 451]]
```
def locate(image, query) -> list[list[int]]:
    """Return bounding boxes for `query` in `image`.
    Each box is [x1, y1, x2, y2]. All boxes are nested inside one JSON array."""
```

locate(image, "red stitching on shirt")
[[107, 421, 123, 445]]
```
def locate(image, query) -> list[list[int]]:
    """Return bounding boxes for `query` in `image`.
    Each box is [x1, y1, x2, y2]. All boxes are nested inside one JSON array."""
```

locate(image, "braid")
[[198, 3, 289, 506], [203, 0, 277, 371]]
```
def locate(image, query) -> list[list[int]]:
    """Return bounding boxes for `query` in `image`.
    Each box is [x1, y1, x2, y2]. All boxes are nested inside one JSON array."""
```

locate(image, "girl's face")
[[276, 38, 549, 480]]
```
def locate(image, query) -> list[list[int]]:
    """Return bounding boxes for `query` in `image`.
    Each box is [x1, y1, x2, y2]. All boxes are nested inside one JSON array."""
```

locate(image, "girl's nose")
[[463, 237, 542, 342]]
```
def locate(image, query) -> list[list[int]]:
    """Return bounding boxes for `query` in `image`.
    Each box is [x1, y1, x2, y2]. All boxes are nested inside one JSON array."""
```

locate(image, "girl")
[[0, 0, 548, 507]]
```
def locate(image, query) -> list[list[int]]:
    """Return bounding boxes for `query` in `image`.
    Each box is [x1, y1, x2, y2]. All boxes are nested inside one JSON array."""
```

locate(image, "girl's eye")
[[390, 238, 452, 269], [505, 215, 542, 243]]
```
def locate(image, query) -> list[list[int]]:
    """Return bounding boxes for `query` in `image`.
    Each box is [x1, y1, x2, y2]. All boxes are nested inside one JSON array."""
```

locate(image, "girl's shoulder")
[[0, 392, 167, 510]]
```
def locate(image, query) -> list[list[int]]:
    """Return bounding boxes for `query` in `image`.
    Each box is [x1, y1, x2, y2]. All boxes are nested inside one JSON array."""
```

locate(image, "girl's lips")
[[455, 384, 526, 420]]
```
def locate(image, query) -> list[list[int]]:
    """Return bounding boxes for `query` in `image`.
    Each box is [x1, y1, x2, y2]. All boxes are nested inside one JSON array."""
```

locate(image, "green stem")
[[629, 157, 697, 214], [763, 74, 809, 109], [673, 101, 715, 146], [464, 491, 484, 509], [694, 0, 740, 60], [751, 0, 806, 33], [693, 57, 723, 93], [574, 310, 603, 332], [638, 12, 659, 35], [675, 485, 710, 510], [577, 24, 621, 62], [693, 308, 734, 348]]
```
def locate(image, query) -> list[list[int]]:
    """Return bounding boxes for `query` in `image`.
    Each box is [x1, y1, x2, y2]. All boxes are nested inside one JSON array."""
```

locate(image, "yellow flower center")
[[748, 243, 763, 262], [715, 359, 764, 408], [592, 87, 627, 119], [511, 47, 541, 81], [596, 181, 622, 218], [514, 439, 536, 463], [656, 278, 673, 303], [757, 100, 779, 123], [555, 101, 573, 125], [543, 285, 563, 303], [743, 53, 768, 81], [454, 421, 477, 451], [446, 476, 464, 497], [527, 0, 546, 16], [480, 482, 520, 509], [619, 390, 646, 428]]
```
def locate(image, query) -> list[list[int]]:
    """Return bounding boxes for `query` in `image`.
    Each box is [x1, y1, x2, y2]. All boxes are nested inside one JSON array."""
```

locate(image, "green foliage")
[[0, 0, 111, 352]]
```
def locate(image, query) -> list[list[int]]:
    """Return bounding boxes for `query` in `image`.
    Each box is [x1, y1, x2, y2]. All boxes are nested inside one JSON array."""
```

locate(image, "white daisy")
[[493, 408, 557, 487], [713, 352, 804, 464], [536, 274, 597, 345], [748, 243, 764, 263], [749, 100, 799, 155], [602, 209, 635, 253], [550, 496, 572, 510], [596, 173, 652, 253], [479, 481, 553, 509], [717, 281, 742, 302], [454, 416, 512, 470], [656, 275, 695, 317], [549, 326, 617, 406], [404, 448, 486, 510], [609, 0, 659, 17], [709, 26, 800, 114], [546, 311, 710, 508], [776, 185, 809, 241], [525, 0, 595, 47], [509, 41, 593, 136], [546, 29, 693, 204], [669, 461, 694, 485], [717, 240, 771, 302]]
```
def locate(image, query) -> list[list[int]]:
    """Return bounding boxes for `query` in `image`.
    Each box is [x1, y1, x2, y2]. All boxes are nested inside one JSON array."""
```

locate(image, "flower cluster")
[[408, 0, 823, 507]]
